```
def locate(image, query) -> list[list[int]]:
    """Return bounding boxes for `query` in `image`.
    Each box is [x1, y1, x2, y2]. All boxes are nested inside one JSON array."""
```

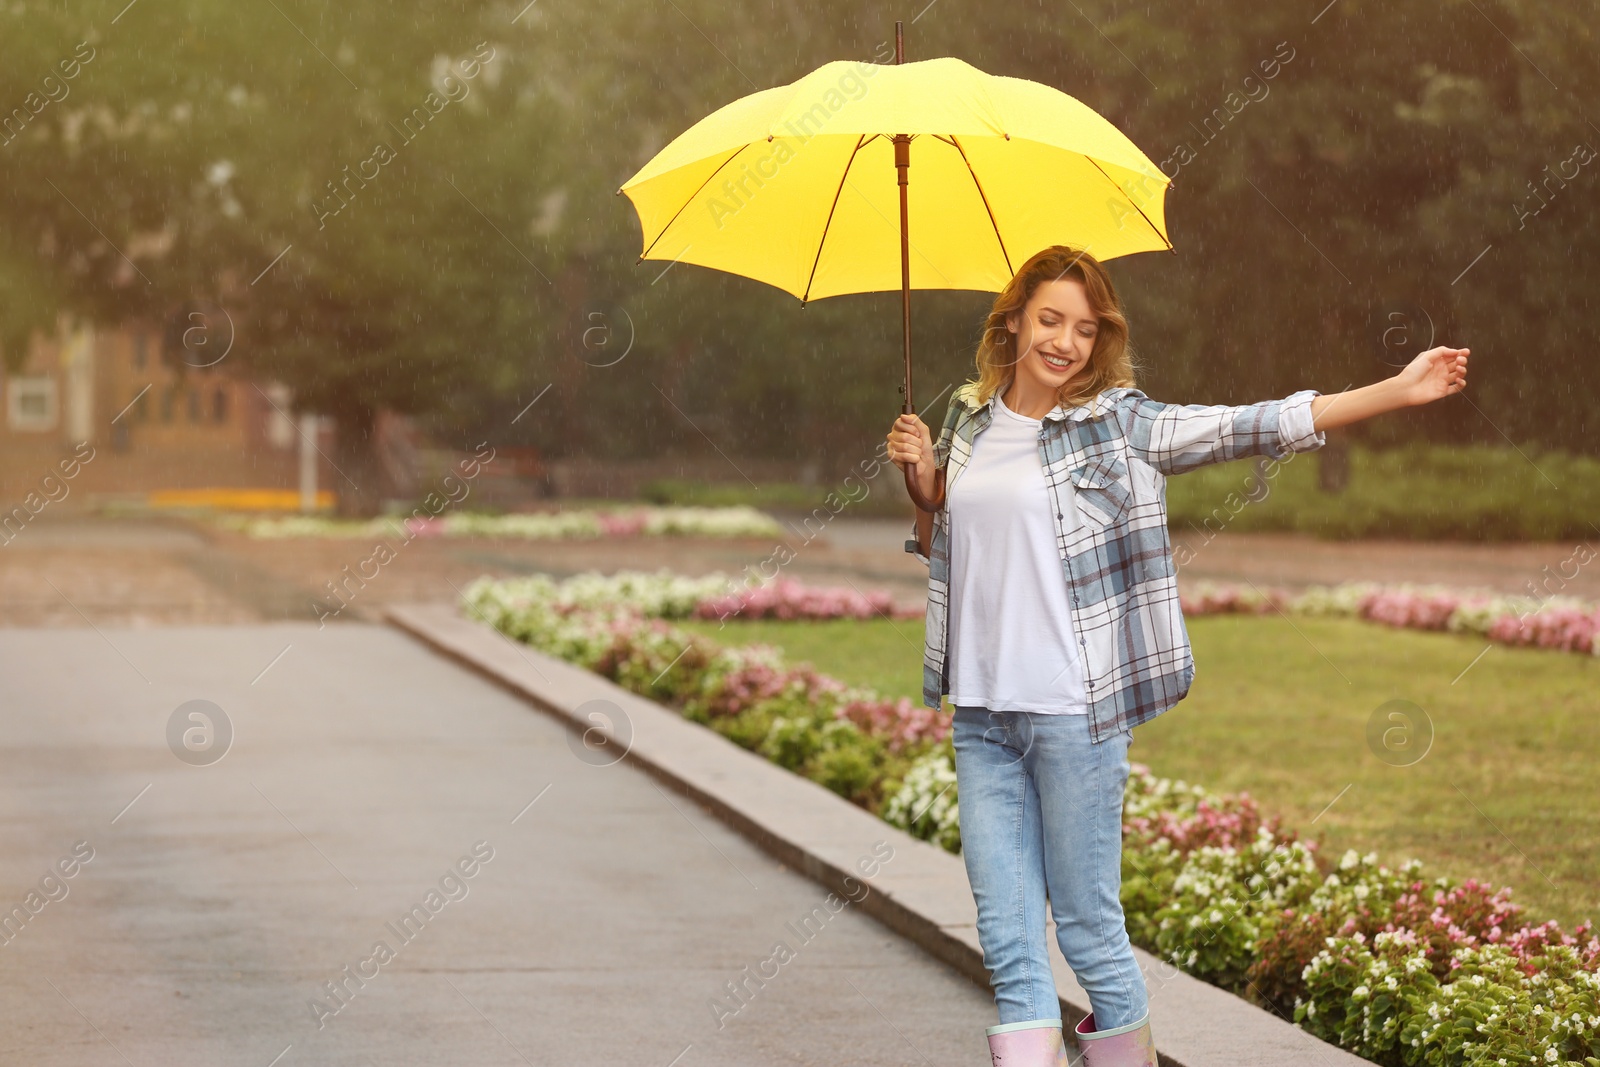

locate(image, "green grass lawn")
[[677, 614, 1600, 928]]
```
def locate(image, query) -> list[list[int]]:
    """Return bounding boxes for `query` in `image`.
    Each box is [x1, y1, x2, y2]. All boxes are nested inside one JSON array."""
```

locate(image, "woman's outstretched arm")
[[1310, 346, 1470, 432], [1122, 344, 1471, 476]]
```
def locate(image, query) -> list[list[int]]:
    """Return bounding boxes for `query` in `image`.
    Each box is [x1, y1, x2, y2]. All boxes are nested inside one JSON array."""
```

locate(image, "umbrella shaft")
[[896, 133, 914, 417], [893, 21, 945, 512]]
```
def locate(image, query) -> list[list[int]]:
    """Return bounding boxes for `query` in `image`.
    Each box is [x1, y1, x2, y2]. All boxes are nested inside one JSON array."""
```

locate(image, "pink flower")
[[597, 511, 648, 537], [1178, 584, 1292, 616], [699, 661, 848, 718], [694, 577, 914, 622], [834, 695, 950, 751], [1360, 589, 1460, 630], [1487, 607, 1599, 653], [1122, 793, 1275, 853], [405, 516, 446, 537]]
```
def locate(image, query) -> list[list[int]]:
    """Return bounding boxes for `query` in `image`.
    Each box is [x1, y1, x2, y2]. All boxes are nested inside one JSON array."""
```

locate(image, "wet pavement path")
[[0, 623, 995, 1065]]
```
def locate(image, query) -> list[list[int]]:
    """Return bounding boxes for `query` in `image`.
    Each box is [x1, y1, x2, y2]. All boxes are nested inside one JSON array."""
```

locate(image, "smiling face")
[[1004, 277, 1100, 393]]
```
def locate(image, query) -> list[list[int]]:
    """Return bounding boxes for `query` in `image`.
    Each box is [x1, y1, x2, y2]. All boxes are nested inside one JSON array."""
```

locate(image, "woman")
[[886, 245, 1468, 1067]]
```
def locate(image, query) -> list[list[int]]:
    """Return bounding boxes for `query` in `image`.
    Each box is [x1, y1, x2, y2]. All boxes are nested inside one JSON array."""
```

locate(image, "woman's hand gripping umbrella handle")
[[888, 411, 946, 513]]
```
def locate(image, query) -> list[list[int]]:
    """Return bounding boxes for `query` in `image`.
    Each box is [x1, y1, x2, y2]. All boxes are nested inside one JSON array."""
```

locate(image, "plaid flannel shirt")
[[905, 381, 1326, 743]]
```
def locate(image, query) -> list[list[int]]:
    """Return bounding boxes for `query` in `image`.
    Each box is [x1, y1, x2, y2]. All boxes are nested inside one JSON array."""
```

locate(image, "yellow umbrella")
[[618, 23, 1173, 509]]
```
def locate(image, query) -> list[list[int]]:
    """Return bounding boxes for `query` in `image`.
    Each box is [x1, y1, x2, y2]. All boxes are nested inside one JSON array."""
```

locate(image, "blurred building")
[[0, 312, 324, 507], [0, 312, 517, 516]]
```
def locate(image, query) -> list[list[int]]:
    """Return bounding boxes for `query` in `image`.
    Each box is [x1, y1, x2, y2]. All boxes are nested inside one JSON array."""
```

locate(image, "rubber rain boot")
[[1072, 1011, 1157, 1067], [985, 1018, 1070, 1067]]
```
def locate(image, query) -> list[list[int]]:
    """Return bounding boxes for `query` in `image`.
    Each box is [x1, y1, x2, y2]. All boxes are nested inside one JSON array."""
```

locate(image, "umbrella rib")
[[801, 133, 875, 305], [1084, 156, 1175, 254], [639, 144, 752, 262], [947, 134, 1014, 280]]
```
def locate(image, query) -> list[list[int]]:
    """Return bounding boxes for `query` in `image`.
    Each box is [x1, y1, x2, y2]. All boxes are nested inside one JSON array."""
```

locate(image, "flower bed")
[[1182, 580, 1600, 658], [471, 569, 921, 622], [461, 574, 943, 813], [461, 572, 1600, 1067], [217, 505, 784, 541]]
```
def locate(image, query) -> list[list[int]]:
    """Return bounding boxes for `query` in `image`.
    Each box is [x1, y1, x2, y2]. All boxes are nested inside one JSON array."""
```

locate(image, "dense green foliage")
[[1168, 442, 1600, 541], [3, 1, 1595, 507]]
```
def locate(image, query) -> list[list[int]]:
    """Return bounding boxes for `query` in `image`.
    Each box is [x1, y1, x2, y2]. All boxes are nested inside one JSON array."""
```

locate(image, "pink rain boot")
[[1072, 1011, 1157, 1067], [984, 1019, 1070, 1067]]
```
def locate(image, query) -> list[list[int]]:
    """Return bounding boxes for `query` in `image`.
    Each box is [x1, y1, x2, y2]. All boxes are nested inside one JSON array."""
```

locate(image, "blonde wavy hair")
[[970, 245, 1138, 410]]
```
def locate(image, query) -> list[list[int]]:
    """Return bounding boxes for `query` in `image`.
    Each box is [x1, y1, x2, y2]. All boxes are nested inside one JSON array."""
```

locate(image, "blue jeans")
[[952, 707, 1148, 1029]]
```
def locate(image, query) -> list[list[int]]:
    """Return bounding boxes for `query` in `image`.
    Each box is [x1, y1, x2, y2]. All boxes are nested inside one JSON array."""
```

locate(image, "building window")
[[263, 383, 295, 449], [187, 387, 202, 423], [160, 386, 176, 422], [132, 332, 148, 369], [6, 377, 58, 432], [212, 387, 228, 423]]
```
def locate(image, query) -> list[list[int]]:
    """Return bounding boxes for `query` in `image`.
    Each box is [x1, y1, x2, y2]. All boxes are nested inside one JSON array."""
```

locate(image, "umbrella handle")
[[902, 458, 946, 513]]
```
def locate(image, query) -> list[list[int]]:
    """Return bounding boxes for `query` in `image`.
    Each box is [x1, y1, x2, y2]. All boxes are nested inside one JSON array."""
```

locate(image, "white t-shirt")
[[946, 390, 1089, 714]]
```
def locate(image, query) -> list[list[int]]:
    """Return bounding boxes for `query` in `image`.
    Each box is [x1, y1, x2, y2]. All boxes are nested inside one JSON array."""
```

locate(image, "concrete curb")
[[386, 603, 1368, 1067]]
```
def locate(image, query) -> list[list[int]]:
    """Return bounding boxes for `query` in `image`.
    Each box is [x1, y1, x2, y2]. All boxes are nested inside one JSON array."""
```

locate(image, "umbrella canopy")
[[618, 33, 1175, 511], [617, 54, 1173, 302]]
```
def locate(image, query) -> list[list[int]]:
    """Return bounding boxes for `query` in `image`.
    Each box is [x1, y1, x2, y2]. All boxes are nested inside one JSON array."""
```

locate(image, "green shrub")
[[1298, 936, 1600, 1066], [713, 704, 780, 751], [806, 727, 884, 805], [882, 741, 962, 853], [760, 713, 830, 770], [1168, 442, 1600, 542]]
